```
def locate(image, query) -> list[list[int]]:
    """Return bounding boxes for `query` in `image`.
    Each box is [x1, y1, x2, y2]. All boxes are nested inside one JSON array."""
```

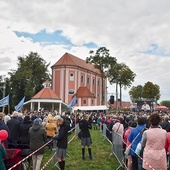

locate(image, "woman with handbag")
[[128, 117, 146, 170], [124, 120, 137, 170]]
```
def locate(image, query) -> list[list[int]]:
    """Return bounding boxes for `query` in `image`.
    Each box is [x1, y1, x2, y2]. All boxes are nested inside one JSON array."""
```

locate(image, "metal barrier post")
[[112, 132, 124, 170]]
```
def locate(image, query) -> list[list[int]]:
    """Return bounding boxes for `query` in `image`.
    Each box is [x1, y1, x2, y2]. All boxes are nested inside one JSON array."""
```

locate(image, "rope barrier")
[[41, 151, 57, 170], [40, 134, 76, 169], [8, 126, 76, 170], [8, 139, 53, 170]]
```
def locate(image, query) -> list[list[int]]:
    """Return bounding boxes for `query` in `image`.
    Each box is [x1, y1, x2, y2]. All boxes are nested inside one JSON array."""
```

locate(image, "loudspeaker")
[[109, 95, 114, 104]]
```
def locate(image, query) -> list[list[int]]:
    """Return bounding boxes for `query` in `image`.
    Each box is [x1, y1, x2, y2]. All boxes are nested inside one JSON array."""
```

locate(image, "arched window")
[[87, 77, 90, 84], [70, 73, 74, 81], [93, 79, 95, 85], [98, 80, 100, 86], [81, 75, 84, 83]]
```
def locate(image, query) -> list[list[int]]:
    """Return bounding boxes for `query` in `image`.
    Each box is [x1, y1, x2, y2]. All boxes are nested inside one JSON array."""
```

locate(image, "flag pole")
[[8, 105, 10, 114]]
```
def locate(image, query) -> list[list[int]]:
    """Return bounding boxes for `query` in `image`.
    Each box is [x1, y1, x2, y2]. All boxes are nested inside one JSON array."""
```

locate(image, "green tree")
[[142, 81, 160, 101], [160, 101, 170, 108], [129, 85, 143, 102], [108, 62, 136, 107], [86, 47, 117, 105], [7, 52, 51, 110]]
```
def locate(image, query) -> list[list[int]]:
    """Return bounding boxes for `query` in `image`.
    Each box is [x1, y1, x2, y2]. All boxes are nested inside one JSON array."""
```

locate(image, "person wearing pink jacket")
[[141, 113, 167, 170], [165, 129, 170, 169], [124, 121, 137, 170]]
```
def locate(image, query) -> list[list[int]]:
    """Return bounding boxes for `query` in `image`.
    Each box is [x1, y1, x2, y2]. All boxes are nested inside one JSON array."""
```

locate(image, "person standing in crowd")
[[165, 127, 170, 170], [0, 142, 7, 170], [112, 116, 124, 138], [124, 120, 137, 170], [97, 115, 101, 127], [7, 111, 20, 147], [29, 118, 47, 170], [107, 116, 115, 141], [0, 113, 10, 148], [128, 117, 146, 170], [141, 113, 167, 170], [160, 115, 170, 132], [92, 114, 98, 130], [19, 115, 32, 145], [42, 117, 47, 127], [45, 116, 57, 150], [4, 115, 11, 124], [79, 114, 93, 160], [53, 117, 68, 170], [17, 112, 24, 124], [141, 101, 150, 112]]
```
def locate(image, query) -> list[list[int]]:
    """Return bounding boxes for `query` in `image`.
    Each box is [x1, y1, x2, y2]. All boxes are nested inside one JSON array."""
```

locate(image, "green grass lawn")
[[41, 128, 125, 170]]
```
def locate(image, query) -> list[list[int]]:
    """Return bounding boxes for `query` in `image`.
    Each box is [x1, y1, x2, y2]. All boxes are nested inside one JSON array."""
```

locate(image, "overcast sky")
[[0, 0, 170, 103]]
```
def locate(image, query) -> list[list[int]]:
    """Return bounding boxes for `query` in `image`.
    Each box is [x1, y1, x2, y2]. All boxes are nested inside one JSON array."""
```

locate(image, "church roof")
[[51, 52, 101, 74], [75, 87, 96, 98], [33, 87, 60, 99]]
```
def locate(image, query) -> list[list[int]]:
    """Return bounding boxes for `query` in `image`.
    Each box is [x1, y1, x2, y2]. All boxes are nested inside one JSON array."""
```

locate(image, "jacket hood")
[[32, 124, 41, 131], [48, 117, 54, 123]]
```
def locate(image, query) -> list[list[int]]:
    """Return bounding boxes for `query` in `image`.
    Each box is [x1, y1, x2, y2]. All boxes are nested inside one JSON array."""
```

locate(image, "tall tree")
[[108, 62, 136, 107], [142, 81, 160, 101], [86, 47, 117, 105], [129, 85, 143, 102], [8, 52, 51, 110], [129, 81, 160, 102]]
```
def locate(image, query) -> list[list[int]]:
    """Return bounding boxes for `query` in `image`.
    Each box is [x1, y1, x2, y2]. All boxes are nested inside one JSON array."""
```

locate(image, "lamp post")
[[0, 83, 6, 112]]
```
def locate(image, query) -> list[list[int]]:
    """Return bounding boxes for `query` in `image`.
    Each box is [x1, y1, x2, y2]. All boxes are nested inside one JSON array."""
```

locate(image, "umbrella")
[[156, 105, 169, 111]]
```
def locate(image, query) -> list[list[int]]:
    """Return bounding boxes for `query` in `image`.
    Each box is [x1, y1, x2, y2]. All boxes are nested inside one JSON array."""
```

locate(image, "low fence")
[[100, 123, 124, 170], [100, 123, 158, 170]]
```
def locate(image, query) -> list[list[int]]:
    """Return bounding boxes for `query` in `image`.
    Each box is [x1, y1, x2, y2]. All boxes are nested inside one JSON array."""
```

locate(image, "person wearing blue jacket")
[[128, 117, 146, 170]]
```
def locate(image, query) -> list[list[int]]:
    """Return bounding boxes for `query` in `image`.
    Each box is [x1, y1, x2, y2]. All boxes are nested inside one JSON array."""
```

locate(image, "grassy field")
[[41, 128, 125, 170]]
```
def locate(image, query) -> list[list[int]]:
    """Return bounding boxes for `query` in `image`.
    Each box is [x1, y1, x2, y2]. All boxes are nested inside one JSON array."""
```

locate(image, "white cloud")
[[0, 0, 170, 102]]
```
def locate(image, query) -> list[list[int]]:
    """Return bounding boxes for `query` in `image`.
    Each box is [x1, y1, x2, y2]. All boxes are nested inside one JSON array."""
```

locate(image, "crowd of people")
[[0, 107, 170, 170], [0, 110, 77, 170], [98, 108, 170, 170]]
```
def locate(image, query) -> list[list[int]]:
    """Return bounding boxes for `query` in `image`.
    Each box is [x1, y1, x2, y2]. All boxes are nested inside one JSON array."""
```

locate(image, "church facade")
[[51, 53, 107, 107]]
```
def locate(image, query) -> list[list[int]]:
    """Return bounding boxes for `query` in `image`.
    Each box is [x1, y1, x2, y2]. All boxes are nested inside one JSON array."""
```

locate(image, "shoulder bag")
[[124, 132, 140, 156]]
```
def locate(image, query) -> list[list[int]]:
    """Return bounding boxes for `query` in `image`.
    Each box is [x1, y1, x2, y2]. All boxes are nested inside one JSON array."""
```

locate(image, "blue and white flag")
[[68, 96, 77, 109], [14, 96, 25, 111], [0, 95, 9, 107]]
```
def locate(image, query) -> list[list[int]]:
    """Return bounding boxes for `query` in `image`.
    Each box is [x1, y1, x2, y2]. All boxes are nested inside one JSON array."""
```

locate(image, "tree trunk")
[[101, 73, 104, 105], [119, 83, 122, 108]]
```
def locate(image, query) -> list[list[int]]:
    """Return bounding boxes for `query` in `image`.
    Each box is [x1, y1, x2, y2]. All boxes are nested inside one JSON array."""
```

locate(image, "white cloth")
[[141, 104, 150, 111]]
